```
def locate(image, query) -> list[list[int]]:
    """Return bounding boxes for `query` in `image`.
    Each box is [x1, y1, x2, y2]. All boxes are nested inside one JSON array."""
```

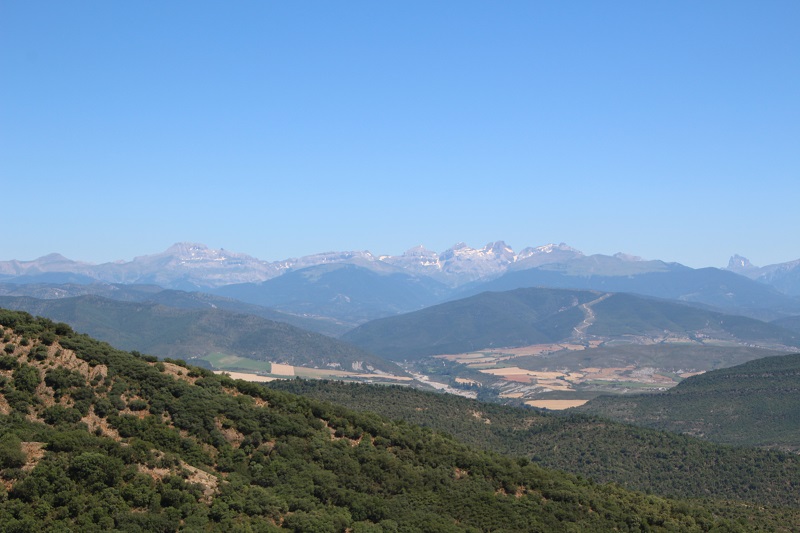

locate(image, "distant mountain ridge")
[[0, 241, 649, 289], [455, 261, 800, 321], [4, 243, 800, 324], [727, 254, 800, 296], [212, 263, 451, 327], [0, 281, 348, 336]]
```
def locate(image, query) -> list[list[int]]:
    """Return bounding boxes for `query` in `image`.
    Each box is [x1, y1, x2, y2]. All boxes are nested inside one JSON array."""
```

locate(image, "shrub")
[[42, 405, 83, 426], [12, 365, 40, 394], [0, 434, 26, 469]]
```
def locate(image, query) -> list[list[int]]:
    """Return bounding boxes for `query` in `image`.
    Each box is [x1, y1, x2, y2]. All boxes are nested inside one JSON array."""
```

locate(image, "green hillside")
[[590, 293, 800, 345], [270, 379, 800, 508], [344, 288, 800, 361], [3, 309, 796, 530], [773, 314, 800, 334], [0, 282, 348, 337], [578, 352, 800, 451], [343, 288, 598, 360], [463, 265, 800, 321], [0, 295, 399, 375]]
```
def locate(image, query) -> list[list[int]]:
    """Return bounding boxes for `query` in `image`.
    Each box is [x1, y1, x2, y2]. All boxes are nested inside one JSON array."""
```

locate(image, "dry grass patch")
[[137, 454, 220, 504], [82, 406, 121, 440], [536, 380, 574, 391], [156, 362, 199, 384], [215, 417, 245, 448], [0, 395, 10, 415], [269, 363, 295, 376], [470, 411, 491, 424], [20, 442, 46, 472], [525, 399, 589, 410]]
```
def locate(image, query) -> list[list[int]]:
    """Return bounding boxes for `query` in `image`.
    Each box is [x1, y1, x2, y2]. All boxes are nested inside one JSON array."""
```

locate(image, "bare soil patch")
[[21, 442, 46, 472], [525, 399, 589, 410]]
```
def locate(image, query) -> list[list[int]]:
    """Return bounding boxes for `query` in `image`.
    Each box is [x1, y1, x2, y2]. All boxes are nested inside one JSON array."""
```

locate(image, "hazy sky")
[[2, 1, 798, 268]]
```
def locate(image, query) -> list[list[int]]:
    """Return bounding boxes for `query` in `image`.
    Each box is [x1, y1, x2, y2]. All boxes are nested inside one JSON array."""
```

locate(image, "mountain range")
[[4, 241, 800, 325], [8, 240, 798, 291]]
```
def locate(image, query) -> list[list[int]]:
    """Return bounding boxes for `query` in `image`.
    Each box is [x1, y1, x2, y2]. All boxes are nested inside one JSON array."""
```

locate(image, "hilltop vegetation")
[[1, 308, 799, 530], [579, 352, 800, 452]]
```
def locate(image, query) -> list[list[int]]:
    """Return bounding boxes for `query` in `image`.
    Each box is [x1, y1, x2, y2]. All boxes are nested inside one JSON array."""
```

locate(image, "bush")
[[39, 331, 56, 346], [68, 452, 124, 489], [12, 365, 40, 394], [54, 322, 72, 336], [42, 405, 83, 426], [128, 399, 149, 412], [45, 368, 85, 394], [0, 434, 26, 469]]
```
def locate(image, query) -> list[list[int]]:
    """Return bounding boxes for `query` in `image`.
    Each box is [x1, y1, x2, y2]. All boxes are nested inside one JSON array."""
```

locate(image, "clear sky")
[[2, 1, 798, 268]]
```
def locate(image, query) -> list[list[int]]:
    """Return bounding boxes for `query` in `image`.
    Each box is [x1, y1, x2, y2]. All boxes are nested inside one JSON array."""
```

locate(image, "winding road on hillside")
[[573, 293, 611, 339]]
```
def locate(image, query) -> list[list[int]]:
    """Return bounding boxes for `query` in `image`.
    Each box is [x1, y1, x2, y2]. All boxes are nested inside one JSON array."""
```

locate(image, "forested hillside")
[[0, 282, 349, 336], [5, 309, 797, 530], [344, 287, 800, 361], [343, 289, 598, 359], [579, 353, 800, 451], [0, 295, 398, 374], [270, 379, 800, 508]]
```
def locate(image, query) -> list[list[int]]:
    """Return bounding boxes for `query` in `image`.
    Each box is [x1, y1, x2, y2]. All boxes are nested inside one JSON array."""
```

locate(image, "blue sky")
[[2, 1, 798, 268]]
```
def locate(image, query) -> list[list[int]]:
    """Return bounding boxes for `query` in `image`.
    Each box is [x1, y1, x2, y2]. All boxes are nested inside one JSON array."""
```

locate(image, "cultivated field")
[[428, 341, 713, 404]]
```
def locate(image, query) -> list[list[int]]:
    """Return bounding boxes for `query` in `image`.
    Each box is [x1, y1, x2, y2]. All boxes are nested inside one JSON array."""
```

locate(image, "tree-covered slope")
[[3, 309, 795, 530], [460, 265, 800, 321], [773, 314, 800, 335], [343, 288, 598, 360], [0, 282, 351, 336], [270, 379, 800, 509], [343, 287, 800, 361], [578, 352, 800, 451], [0, 295, 399, 374], [588, 293, 800, 345]]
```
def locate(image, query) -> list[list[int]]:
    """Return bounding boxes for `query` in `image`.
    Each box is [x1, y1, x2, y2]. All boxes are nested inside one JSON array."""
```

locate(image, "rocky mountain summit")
[[726, 254, 800, 296]]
